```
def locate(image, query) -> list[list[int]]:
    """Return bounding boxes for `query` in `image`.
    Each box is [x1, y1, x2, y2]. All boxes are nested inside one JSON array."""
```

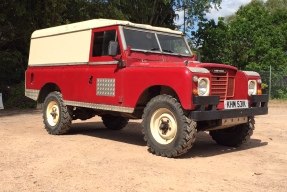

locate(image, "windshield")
[[123, 28, 192, 56]]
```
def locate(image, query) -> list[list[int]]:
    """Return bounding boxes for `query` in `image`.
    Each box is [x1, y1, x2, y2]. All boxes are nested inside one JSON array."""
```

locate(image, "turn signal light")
[[257, 89, 262, 95], [193, 89, 198, 95]]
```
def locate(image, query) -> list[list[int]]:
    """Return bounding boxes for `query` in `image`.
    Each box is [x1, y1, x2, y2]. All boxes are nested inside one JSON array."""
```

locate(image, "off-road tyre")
[[209, 117, 255, 147], [102, 114, 129, 130], [43, 91, 73, 135], [142, 95, 197, 158]]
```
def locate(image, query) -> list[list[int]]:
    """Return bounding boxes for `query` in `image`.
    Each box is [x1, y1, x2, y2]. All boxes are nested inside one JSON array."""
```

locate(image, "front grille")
[[211, 72, 235, 101]]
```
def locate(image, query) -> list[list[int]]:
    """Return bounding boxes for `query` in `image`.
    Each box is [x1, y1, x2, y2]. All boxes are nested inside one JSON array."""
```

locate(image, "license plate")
[[224, 100, 248, 109]]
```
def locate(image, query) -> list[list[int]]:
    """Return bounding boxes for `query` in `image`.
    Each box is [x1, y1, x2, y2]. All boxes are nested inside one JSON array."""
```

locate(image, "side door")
[[86, 26, 124, 107]]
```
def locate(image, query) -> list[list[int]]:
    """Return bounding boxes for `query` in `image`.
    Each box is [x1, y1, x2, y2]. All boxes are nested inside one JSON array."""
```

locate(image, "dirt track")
[[0, 101, 287, 192]]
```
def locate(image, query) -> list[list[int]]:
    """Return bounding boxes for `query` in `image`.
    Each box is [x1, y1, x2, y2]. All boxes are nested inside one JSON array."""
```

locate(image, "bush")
[[1, 82, 36, 108], [272, 86, 287, 100]]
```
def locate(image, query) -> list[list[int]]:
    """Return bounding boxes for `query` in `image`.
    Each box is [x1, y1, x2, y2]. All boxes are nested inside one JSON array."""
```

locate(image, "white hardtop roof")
[[31, 18, 183, 38]]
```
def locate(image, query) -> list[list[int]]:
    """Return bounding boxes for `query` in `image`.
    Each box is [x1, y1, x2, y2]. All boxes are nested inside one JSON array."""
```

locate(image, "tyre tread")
[[43, 91, 72, 135], [209, 117, 255, 147], [142, 94, 196, 158]]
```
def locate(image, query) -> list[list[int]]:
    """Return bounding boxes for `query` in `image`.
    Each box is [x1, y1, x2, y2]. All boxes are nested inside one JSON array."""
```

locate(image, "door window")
[[92, 30, 120, 57]]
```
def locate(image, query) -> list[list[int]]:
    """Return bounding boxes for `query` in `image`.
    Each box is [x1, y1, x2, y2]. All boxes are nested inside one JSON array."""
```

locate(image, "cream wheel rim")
[[46, 101, 60, 126], [150, 108, 177, 144]]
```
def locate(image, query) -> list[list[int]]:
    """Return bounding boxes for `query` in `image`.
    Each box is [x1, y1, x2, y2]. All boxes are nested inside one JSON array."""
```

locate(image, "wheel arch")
[[135, 85, 180, 107], [38, 83, 61, 104]]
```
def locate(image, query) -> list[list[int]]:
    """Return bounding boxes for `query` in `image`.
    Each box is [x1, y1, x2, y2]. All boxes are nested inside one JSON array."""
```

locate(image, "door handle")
[[89, 76, 93, 84]]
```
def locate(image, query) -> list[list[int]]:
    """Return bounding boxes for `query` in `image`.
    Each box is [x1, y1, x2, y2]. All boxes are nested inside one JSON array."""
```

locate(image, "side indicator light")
[[257, 89, 262, 95]]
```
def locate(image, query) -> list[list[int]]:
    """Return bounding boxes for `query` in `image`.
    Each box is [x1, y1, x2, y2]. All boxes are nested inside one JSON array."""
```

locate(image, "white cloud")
[[175, 0, 253, 26], [206, 0, 252, 21], [175, 10, 185, 26], [175, 0, 268, 30]]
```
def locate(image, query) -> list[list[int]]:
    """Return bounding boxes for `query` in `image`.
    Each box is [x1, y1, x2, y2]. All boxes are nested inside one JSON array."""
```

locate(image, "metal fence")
[[259, 69, 287, 99]]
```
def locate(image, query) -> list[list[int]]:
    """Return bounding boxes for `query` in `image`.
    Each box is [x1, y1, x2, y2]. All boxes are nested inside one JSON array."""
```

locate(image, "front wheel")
[[142, 95, 197, 158], [209, 117, 255, 147], [43, 91, 72, 135]]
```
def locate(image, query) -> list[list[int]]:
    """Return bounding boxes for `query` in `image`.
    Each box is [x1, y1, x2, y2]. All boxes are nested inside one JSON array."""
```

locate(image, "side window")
[[92, 30, 120, 57]]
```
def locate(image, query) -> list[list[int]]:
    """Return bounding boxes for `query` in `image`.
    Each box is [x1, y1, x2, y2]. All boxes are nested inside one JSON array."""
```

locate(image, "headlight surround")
[[198, 78, 210, 96], [248, 80, 257, 96], [257, 78, 262, 84]]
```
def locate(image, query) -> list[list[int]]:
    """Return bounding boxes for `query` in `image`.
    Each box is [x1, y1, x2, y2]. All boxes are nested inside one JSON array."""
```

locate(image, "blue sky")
[[206, 0, 253, 21], [176, 0, 253, 25]]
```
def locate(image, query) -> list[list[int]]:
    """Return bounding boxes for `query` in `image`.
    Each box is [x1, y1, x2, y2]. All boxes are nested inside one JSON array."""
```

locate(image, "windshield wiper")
[[162, 49, 182, 57], [162, 49, 174, 53], [144, 47, 160, 54], [149, 48, 160, 51]]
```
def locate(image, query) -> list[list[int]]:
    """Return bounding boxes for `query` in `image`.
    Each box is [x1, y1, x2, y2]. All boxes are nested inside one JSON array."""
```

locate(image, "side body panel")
[[25, 65, 88, 102], [85, 26, 125, 106], [121, 64, 203, 110]]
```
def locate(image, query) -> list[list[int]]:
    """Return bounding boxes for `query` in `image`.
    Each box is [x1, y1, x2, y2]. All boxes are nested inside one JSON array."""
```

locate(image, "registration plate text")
[[224, 100, 248, 109]]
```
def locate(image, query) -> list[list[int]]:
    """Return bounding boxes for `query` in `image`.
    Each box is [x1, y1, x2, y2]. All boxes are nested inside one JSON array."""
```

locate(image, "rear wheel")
[[102, 114, 128, 130], [209, 117, 255, 147], [142, 95, 196, 158], [43, 91, 72, 135]]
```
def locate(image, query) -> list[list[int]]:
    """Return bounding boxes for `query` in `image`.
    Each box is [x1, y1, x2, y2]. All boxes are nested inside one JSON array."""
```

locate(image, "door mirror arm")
[[113, 57, 124, 68], [108, 41, 124, 67]]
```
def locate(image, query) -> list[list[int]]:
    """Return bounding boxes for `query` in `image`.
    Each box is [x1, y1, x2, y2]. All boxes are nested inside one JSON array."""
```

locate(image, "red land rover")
[[25, 19, 268, 157]]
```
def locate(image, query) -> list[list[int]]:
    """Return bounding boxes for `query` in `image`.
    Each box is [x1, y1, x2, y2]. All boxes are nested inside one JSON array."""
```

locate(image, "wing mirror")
[[108, 41, 124, 67], [108, 41, 118, 57]]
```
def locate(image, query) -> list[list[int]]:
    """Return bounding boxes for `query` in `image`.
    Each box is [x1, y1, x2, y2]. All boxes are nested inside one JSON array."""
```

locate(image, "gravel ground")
[[0, 100, 286, 192]]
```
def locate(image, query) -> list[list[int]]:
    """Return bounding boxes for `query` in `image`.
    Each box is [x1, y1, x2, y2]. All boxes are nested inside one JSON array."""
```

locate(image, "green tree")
[[194, 0, 287, 72], [193, 0, 287, 98], [265, 0, 287, 12], [192, 17, 230, 64], [0, 0, 102, 86], [174, 0, 222, 33], [100, 0, 176, 28]]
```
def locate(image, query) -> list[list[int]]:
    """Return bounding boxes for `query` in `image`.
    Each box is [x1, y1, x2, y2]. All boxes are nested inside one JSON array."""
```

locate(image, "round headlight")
[[198, 78, 209, 96], [248, 80, 257, 96]]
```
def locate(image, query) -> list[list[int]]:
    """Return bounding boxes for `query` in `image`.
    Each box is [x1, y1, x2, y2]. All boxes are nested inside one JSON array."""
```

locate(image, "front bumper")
[[189, 95, 268, 121]]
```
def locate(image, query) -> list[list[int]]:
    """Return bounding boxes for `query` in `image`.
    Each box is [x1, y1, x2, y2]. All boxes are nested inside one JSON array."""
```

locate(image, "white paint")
[[31, 19, 182, 39], [0, 93, 4, 109], [28, 30, 92, 65]]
